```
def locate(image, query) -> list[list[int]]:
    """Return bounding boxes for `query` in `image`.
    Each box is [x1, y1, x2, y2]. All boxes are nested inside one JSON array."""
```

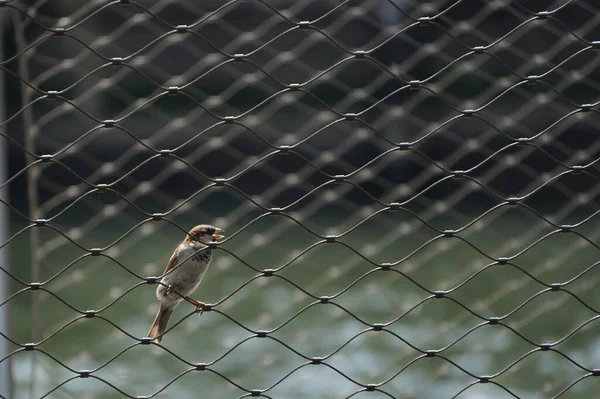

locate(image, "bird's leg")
[[164, 284, 174, 296], [184, 296, 205, 314]]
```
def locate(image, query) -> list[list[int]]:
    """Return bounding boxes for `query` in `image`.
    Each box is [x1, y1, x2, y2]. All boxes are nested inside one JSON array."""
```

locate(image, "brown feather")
[[162, 248, 180, 274], [148, 305, 174, 343]]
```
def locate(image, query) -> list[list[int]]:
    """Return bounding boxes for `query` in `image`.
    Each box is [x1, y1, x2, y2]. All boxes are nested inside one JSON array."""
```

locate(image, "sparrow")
[[147, 224, 225, 343]]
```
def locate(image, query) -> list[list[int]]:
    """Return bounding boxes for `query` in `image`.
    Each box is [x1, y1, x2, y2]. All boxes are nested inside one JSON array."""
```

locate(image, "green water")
[[5, 204, 600, 399]]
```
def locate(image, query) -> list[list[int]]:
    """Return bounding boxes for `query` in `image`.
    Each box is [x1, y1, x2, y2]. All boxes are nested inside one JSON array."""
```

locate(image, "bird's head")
[[186, 224, 225, 244]]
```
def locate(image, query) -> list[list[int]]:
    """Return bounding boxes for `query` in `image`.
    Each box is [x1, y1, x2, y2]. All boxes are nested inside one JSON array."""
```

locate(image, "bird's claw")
[[165, 285, 174, 296], [184, 296, 205, 315]]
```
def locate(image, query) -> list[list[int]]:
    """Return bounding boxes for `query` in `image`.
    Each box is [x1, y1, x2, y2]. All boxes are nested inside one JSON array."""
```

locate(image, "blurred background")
[[1, 0, 600, 398]]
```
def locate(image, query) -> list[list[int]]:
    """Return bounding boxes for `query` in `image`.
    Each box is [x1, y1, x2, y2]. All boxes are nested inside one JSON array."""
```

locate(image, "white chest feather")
[[157, 242, 212, 302]]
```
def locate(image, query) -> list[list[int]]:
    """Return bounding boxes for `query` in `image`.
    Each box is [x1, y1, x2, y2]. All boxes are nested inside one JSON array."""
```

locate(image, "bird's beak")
[[212, 229, 225, 240]]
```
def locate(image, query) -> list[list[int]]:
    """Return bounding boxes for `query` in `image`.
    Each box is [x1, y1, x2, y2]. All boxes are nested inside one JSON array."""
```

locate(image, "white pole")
[[0, 9, 13, 399]]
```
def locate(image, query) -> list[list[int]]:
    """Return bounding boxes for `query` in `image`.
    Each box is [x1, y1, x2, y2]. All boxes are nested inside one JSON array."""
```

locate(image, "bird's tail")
[[148, 305, 174, 343]]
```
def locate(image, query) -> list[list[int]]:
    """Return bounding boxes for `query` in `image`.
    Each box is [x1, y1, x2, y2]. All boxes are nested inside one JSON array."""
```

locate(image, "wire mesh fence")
[[1, 0, 600, 398]]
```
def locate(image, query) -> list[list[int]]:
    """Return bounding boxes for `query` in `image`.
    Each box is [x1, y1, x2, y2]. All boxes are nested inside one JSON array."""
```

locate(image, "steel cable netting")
[[1, 0, 600, 398]]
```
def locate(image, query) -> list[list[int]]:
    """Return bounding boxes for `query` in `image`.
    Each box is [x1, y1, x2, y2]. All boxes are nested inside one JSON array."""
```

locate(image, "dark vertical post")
[[0, 8, 13, 399]]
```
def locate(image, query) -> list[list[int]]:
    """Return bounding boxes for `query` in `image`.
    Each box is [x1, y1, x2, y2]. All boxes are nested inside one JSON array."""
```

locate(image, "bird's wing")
[[163, 248, 180, 274]]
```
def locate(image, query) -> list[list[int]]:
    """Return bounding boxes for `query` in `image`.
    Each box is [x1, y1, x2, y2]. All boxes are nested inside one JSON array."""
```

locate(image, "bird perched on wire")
[[148, 224, 225, 343]]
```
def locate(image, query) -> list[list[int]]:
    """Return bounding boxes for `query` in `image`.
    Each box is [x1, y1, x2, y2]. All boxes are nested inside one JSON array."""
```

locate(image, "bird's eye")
[[206, 227, 215, 235]]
